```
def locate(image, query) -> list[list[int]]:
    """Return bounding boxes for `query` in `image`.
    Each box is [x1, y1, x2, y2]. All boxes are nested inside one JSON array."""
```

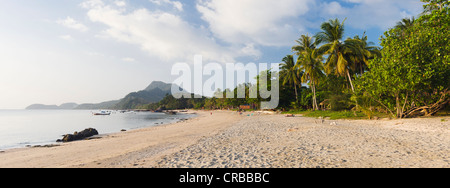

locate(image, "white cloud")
[[80, 0, 104, 9], [114, 1, 126, 7], [57, 16, 89, 32], [320, 0, 424, 30], [150, 0, 184, 11], [323, 1, 347, 16], [83, 1, 254, 64], [239, 43, 261, 58], [59, 35, 74, 41], [196, 0, 312, 47], [122, 57, 136, 62]]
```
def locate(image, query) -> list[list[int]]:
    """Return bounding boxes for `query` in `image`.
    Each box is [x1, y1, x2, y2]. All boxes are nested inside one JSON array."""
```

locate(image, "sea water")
[[0, 110, 195, 150]]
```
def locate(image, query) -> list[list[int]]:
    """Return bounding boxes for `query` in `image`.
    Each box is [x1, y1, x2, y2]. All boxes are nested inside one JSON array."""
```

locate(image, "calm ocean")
[[0, 110, 195, 150]]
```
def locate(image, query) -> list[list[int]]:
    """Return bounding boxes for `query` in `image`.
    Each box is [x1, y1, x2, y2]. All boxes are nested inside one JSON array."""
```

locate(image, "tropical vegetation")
[[147, 0, 448, 119]]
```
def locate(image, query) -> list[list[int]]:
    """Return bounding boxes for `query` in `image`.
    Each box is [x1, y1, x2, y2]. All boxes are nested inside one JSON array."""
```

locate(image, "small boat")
[[93, 111, 111, 116]]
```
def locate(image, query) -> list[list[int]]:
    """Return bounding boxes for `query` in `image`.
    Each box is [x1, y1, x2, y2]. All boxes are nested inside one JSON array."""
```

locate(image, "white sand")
[[154, 115, 449, 168], [0, 111, 448, 168]]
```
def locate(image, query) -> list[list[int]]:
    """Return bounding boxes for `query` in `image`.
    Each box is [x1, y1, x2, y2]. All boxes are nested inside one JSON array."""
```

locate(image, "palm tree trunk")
[[312, 80, 318, 111], [360, 63, 363, 76], [294, 83, 298, 103], [347, 69, 355, 92]]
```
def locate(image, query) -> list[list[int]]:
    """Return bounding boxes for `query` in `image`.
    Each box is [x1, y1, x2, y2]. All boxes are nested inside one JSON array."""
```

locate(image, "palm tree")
[[292, 34, 316, 56], [280, 55, 301, 102], [394, 17, 415, 31], [315, 18, 357, 92], [344, 33, 381, 76], [297, 48, 325, 111]]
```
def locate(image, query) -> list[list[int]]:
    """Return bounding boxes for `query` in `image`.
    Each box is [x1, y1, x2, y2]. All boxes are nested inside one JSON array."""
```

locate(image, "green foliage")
[[280, 55, 302, 103], [149, 70, 279, 111], [315, 19, 380, 93], [283, 110, 365, 120], [421, 0, 449, 13], [329, 93, 353, 111], [304, 110, 366, 120], [295, 35, 325, 110], [356, 7, 450, 118], [145, 0, 449, 120]]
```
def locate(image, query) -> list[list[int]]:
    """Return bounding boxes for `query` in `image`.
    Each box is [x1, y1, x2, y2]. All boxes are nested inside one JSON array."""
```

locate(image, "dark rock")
[[121, 129, 127, 132], [57, 128, 99, 142]]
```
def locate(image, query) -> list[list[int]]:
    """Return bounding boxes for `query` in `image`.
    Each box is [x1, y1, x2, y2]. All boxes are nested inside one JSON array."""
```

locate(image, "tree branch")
[[401, 92, 409, 119], [368, 94, 395, 118]]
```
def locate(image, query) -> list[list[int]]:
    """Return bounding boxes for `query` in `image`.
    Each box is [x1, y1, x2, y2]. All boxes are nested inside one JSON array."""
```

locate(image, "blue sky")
[[0, 0, 424, 109]]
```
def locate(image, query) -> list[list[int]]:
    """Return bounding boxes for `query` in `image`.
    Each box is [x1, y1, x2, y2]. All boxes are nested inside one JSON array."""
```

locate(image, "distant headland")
[[26, 81, 183, 110]]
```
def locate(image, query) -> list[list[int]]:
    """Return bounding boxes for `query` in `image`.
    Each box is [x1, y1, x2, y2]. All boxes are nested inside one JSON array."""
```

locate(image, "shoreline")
[[0, 110, 197, 151], [0, 110, 243, 168], [0, 111, 448, 168]]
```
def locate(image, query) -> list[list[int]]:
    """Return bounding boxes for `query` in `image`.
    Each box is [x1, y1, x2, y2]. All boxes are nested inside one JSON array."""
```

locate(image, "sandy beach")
[[0, 111, 448, 168], [0, 111, 242, 168]]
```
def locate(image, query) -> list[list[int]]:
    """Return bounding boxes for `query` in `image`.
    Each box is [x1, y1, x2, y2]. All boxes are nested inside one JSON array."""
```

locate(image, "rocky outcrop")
[[57, 128, 99, 143]]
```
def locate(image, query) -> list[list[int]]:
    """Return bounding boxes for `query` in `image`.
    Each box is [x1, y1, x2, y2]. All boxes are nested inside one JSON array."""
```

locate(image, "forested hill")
[[26, 81, 183, 110]]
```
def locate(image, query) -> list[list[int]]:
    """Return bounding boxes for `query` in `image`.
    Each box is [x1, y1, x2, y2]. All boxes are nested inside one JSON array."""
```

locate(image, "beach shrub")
[[329, 93, 353, 111], [303, 110, 365, 120], [356, 7, 450, 118]]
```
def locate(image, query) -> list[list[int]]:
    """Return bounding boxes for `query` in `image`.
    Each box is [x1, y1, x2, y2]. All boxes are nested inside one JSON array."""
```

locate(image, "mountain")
[[25, 81, 184, 110], [113, 81, 183, 109], [26, 103, 79, 110], [144, 81, 174, 92]]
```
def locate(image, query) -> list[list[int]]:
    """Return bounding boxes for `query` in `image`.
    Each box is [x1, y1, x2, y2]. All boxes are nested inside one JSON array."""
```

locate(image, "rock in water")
[[57, 128, 99, 142]]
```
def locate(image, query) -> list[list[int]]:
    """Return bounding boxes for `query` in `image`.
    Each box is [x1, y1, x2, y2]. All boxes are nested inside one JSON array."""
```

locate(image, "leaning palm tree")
[[315, 18, 356, 92], [280, 55, 301, 102], [297, 48, 325, 111]]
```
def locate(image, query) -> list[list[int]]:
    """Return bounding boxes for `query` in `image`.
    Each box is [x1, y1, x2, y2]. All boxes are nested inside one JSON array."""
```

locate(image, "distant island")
[[26, 103, 78, 110], [26, 81, 184, 110]]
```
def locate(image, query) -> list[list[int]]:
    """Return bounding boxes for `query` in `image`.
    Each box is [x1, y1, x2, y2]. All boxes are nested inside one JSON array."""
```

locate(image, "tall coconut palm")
[[292, 34, 316, 56], [315, 18, 356, 92], [297, 48, 325, 111], [280, 55, 301, 102]]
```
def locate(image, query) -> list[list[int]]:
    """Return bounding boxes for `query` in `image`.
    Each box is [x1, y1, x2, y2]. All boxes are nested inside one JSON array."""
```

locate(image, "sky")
[[0, 0, 424, 109]]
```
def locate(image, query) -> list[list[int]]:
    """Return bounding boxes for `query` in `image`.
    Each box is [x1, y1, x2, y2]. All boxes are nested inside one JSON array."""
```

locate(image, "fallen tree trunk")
[[404, 90, 449, 118]]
